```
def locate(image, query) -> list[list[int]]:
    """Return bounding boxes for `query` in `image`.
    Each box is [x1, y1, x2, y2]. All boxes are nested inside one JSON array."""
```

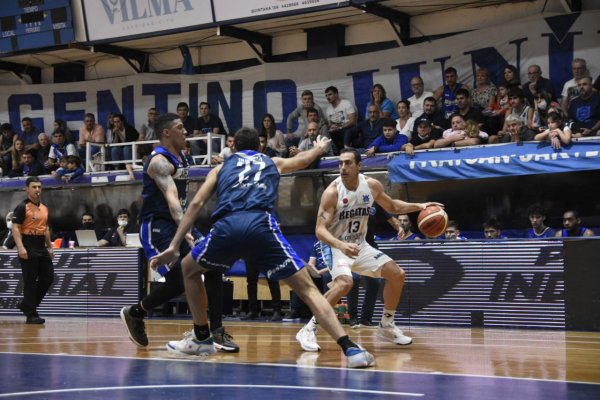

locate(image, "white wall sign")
[[213, 0, 346, 23]]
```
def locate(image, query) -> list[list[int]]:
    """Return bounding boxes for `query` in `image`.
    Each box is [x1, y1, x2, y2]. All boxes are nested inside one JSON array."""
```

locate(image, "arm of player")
[[148, 155, 183, 225], [149, 165, 221, 268], [272, 135, 331, 174], [368, 177, 443, 215], [44, 226, 54, 259], [315, 184, 360, 258]]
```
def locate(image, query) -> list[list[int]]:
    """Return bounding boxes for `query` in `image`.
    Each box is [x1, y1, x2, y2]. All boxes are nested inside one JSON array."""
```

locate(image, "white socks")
[[381, 309, 396, 327]]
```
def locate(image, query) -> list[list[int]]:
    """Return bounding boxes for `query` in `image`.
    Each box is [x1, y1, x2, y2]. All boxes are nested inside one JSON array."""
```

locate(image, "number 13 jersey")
[[329, 174, 374, 244]]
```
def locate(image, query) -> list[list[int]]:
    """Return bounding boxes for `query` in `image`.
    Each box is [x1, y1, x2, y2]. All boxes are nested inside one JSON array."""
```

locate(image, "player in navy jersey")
[[526, 204, 555, 239], [119, 113, 238, 353], [555, 210, 595, 237], [151, 127, 376, 368]]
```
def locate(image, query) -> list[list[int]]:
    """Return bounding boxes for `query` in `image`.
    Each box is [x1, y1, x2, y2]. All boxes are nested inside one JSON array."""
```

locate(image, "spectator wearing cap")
[[411, 96, 447, 139], [403, 117, 441, 155], [365, 118, 407, 157]]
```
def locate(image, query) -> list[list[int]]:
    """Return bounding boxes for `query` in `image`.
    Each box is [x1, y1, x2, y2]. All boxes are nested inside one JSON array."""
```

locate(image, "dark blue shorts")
[[140, 217, 202, 276], [191, 211, 304, 281]]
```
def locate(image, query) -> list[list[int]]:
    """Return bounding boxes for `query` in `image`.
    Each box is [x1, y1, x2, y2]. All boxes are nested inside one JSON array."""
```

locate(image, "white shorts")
[[330, 241, 393, 281]]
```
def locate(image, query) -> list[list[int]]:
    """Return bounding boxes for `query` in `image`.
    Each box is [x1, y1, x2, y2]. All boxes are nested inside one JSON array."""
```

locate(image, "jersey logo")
[[362, 195, 370, 204]]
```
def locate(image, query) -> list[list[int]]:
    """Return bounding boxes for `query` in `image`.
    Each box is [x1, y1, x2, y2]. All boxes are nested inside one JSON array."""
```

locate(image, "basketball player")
[[555, 210, 595, 237], [151, 128, 375, 368], [120, 113, 238, 353], [296, 148, 442, 352]]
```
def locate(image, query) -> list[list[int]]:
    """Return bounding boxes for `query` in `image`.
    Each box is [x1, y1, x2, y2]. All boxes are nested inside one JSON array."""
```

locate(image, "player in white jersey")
[[297, 148, 443, 352]]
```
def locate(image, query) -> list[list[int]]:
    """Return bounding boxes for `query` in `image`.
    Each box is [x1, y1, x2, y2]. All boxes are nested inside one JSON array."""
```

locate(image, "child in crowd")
[[531, 91, 559, 130], [52, 155, 84, 182], [534, 112, 572, 150]]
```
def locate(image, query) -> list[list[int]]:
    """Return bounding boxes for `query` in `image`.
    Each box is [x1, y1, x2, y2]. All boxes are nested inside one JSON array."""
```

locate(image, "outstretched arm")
[[150, 165, 221, 268], [367, 177, 443, 215], [272, 135, 331, 174]]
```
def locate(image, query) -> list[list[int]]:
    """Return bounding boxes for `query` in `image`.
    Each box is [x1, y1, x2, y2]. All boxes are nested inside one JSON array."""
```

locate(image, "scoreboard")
[[0, 0, 74, 55]]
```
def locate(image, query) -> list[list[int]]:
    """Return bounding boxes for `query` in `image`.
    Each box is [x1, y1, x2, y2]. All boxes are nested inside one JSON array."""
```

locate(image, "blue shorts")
[[191, 211, 304, 281], [140, 217, 202, 276]]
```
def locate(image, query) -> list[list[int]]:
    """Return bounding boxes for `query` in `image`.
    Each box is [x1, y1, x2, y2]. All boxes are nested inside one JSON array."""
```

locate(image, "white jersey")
[[329, 174, 374, 244]]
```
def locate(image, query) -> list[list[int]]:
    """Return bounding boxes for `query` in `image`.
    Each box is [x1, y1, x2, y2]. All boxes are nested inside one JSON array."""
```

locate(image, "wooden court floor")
[[1, 316, 599, 399]]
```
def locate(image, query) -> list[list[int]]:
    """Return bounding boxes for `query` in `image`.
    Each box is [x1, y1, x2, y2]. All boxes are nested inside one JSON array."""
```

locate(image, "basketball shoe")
[[296, 325, 320, 352], [345, 346, 376, 368], [120, 306, 148, 347], [166, 335, 216, 356], [376, 322, 412, 345]]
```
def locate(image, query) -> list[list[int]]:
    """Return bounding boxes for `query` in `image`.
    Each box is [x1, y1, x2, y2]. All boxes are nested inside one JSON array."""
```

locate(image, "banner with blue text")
[[388, 139, 600, 183], [0, 11, 598, 136]]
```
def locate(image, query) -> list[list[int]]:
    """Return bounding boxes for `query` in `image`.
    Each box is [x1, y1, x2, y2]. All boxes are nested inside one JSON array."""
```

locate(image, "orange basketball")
[[417, 205, 448, 238]]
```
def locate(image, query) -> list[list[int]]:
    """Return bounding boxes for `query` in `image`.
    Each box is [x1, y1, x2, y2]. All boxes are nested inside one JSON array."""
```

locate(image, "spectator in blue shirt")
[[345, 104, 383, 150], [365, 118, 408, 156]]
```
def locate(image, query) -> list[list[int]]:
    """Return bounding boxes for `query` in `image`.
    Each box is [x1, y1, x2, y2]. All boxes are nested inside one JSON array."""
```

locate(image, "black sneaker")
[[349, 317, 361, 329], [283, 310, 300, 322], [270, 311, 283, 322], [359, 320, 376, 328], [211, 326, 240, 353], [241, 312, 259, 320], [26, 315, 45, 324], [120, 306, 148, 347]]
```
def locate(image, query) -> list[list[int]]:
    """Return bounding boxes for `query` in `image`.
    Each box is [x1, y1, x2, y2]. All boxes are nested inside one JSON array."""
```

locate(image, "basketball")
[[417, 206, 448, 238]]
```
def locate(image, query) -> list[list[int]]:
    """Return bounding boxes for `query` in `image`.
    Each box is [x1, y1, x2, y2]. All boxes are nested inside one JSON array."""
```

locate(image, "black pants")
[[19, 250, 54, 316], [347, 275, 381, 323], [141, 264, 224, 330], [246, 262, 281, 314]]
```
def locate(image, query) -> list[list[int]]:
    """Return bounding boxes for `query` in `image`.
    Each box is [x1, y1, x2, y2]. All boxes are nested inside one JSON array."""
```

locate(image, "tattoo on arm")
[[318, 211, 328, 220], [150, 157, 184, 222]]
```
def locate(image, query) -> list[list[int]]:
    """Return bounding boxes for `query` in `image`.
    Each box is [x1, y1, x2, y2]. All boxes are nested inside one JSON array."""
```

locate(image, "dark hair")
[[456, 88, 470, 98], [444, 67, 457, 75], [84, 113, 96, 121], [546, 111, 564, 127], [66, 155, 81, 167], [306, 107, 319, 117], [112, 113, 126, 122], [483, 218, 502, 230], [199, 102, 210, 109], [381, 118, 397, 128], [423, 96, 437, 104], [508, 88, 525, 100], [25, 176, 41, 186], [340, 148, 361, 164], [447, 220, 460, 230], [24, 149, 37, 157], [301, 90, 313, 97], [396, 100, 410, 110], [371, 83, 388, 102], [261, 113, 277, 139], [155, 113, 180, 140], [176, 102, 189, 110], [117, 208, 130, 217], [82, 212, 94, 220], [527, 204, 546, 217], [325, 86, 338, 94], [564, 209, 580, 219], [1, 122, 13, 132], [234, 127, 260, 151], [54, 119, 66, 134], [21, 117, 32, 124]]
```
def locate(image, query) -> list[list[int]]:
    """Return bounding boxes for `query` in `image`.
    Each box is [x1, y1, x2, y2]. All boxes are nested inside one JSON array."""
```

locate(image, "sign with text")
[[213, 0, 346, 23], [82, 0, 213, 42], [0, 248, 140, 317]]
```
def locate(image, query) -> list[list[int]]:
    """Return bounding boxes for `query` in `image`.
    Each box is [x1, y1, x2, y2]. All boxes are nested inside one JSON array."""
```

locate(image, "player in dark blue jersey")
[[151, 127, 375, 368], [555, 210, 595, 237], [119, 113, 238, 353], [526, 204, 555, 239]]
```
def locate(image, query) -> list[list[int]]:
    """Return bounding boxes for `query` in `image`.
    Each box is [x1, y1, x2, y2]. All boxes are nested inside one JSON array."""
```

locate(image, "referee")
[[12, 177, 55, 324]]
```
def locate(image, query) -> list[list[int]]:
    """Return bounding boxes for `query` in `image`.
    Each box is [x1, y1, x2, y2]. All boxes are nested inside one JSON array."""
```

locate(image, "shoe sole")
[[214, 342, 240, 353], [120, 307, 148, 348], [166, 342, 216, 356], [375, 331, 413, 345]]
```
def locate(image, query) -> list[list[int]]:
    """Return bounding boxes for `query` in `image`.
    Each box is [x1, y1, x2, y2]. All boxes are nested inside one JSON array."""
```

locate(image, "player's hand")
[[420, 202, 445, 210], [313, 135, 332, 153], [184, 232, 195, 247], [18, 247, 28, 260], [149, 246, 179, 271], [340, 242, 360, 258]]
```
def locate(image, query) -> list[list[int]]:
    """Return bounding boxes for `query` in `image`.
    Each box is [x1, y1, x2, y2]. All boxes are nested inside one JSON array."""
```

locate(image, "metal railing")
[[84, 133, 225, 172]]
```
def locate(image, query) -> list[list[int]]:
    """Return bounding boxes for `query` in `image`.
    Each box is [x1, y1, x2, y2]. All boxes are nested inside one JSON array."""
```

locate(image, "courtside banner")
[[388, 140, 600, 183]]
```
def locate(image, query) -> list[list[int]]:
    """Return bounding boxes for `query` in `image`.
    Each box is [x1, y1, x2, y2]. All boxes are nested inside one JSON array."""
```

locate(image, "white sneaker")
[[166, 335, 217, 356], [376, 323, 412, 345], [345, 346, 375, 368], [296, 325, 320, 352]]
